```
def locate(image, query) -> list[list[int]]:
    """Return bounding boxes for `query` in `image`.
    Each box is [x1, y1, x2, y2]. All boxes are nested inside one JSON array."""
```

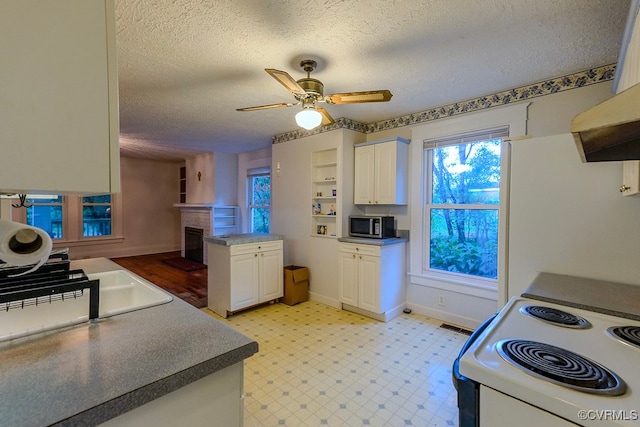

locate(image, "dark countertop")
[[337, 237, 407, 246], [522, 272, 640, 321], [0, 258, 258, 427], [204, 233, 284, 246]]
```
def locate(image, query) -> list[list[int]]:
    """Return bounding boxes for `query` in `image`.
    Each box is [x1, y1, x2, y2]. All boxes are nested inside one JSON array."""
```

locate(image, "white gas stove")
[[458, 297, 640, 426]]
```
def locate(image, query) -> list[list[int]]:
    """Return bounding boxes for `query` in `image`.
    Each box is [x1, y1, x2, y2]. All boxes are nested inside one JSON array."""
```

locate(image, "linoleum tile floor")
[[205, 301, 468, 426]]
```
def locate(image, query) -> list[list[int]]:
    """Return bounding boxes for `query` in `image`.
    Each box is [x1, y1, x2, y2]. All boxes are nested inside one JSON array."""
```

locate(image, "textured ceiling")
[[115, 0, 631, 160]]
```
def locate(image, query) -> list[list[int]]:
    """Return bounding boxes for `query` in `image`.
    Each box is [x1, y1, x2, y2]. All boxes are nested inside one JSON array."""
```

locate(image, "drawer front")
[[230, 240, 283, 256], [338, 242, 380, 257]]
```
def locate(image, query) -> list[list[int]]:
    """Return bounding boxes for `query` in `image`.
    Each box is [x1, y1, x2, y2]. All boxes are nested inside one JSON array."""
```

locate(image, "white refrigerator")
[[506, 133, 640, 299]]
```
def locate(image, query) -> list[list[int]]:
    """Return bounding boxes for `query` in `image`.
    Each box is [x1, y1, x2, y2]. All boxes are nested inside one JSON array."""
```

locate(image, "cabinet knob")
[[352, 254, 356, 258], [254, 254, 258, 257], [359, 256, 362, 259], [356, 247, 359, 251], [620, 184, 631, 193]]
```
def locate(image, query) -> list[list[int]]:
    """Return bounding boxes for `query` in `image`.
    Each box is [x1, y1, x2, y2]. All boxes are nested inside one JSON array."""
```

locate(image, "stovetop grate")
[[520, 305, 591, 329], [496, 339, 626, 396], [607, 326, 640, 349]]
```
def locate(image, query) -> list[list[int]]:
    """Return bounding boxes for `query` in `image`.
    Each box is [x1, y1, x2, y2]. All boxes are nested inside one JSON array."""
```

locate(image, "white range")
[[458, 296, 640, 426]]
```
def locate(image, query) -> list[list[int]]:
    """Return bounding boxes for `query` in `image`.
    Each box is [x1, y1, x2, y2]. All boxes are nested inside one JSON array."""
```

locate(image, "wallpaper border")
[[272, 64, 615, 144]]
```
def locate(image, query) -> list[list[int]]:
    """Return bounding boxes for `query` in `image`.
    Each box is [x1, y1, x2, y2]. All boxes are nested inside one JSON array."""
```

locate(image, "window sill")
[[409, 272, 498, 300], [52, 236, 125, 248]]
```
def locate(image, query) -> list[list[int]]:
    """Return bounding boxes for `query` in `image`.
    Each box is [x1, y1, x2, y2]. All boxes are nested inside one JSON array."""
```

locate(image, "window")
[[25, 196, 64, 239], [424, 127, 508, 281], [15, 193, 121, 246], [248, 169, 271, 233], [82, 195, 112, 237]]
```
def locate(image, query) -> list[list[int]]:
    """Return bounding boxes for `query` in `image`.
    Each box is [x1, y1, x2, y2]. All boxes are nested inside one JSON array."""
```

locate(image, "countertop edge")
[[337, 237, 408, 246], [2, 258, 259, 427], [204, 233, 285, 246], [62, 341, 259, 426], [521, 272, 640, 321]]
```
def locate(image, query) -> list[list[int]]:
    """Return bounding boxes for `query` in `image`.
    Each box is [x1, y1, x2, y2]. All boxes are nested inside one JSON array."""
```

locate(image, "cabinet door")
[[338, 252, 359, 306], [0, 0, 119, 194], [230, 253, 260, 310], [358, 254, 381, 313], [374, 142, 398, 204], [621, 160, 640, 196], [260, 249, 283, 302], [354, 145, 376, 204]]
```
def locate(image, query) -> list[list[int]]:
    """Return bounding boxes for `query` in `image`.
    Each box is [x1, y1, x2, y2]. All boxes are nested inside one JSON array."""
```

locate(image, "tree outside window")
[[426, 133, 504, 280], [249, 174, 270, 234], [82, 195, 112, 237]]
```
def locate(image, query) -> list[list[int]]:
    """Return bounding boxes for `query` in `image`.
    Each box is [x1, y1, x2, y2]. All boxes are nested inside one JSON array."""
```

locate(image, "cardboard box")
[[282, 265, 309, 306]]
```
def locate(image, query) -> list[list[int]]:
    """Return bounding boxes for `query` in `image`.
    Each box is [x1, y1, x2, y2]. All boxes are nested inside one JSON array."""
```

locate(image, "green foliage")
[[429, 139, 502, 280], [250, 175, 271, 233], [430, 237, 498, 279]]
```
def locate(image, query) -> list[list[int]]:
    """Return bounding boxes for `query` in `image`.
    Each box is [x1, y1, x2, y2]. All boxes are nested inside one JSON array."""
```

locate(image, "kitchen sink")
[[0, 269, 173, 343]]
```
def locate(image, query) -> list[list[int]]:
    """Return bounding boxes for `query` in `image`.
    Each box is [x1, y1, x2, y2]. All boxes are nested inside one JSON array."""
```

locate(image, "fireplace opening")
[[185, 227, 204, 264]]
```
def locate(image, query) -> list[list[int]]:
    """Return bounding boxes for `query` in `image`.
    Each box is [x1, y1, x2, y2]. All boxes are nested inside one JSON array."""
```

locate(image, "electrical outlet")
[[438, 294, 446, 306]]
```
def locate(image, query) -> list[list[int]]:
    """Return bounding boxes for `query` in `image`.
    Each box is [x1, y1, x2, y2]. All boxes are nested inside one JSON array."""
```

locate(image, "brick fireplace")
[[175, 204, 215, 266]]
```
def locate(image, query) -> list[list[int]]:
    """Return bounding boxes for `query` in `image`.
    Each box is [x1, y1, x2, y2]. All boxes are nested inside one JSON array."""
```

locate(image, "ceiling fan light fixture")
[[295, 108, 322, 130]]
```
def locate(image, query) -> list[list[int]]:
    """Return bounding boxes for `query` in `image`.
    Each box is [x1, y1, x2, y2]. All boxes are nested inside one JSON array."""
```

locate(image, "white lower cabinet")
[[338, 241, 406, 321], [100, 362, 244, 427], [208, 240, 283, 318]]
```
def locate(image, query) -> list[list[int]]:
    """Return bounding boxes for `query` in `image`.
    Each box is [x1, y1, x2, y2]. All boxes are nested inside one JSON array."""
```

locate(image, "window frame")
[[11, 193, 123, 248], [247, 167, 271, 234], [423, 131, 508, 287], [408, 103, 529, 305]]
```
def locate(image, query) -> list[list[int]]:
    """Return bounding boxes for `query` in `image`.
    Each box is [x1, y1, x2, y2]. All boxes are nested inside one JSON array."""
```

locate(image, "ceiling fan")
[[236, 59, 393, 130]]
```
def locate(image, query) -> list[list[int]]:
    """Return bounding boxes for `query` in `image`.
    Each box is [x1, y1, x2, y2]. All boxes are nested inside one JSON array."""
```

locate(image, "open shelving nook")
[[311, 148, 339, 238]]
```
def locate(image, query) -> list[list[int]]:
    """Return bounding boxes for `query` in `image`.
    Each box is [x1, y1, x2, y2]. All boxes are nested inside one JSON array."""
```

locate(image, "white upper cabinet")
[[0, 1, 120, 194], [354, 138, 409, 205]]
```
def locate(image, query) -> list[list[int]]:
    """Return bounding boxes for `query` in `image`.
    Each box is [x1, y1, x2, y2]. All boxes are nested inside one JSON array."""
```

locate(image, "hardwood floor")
[[111, 251, 208, 309]]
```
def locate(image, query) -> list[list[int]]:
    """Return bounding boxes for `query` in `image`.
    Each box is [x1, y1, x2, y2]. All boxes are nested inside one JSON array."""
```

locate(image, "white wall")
[[70, 156, 182, 259], [214, 152, 238, 206], [271, 129, 364, 307], [508, 134, 640, 297], [269, 80, 620, 327], [185, 152, 238, 205]]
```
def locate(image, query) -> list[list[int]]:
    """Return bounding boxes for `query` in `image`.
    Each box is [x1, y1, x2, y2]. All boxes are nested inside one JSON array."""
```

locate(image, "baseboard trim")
[[341, 303, 405, 322], [308, 292, 341, 309], [405, 302, 481, 330]]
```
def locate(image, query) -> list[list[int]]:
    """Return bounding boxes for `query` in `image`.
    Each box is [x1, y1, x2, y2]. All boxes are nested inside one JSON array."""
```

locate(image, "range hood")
[[571, 82, 640, 162]]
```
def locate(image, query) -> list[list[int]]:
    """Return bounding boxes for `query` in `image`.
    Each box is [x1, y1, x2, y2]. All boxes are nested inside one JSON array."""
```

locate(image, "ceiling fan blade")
[[325, 90, 393, 104], [265, 68, 307, 95], [316, 107, 334, 126], [236, 102, 296, 111]]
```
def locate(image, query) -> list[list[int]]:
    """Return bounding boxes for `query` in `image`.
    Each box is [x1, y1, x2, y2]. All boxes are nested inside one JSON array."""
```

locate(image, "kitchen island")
[[0, 258, 257, 427], [205, 234, 284, 318]]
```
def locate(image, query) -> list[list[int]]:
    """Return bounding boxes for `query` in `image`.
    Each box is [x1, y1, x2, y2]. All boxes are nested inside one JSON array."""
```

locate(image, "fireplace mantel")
[[174, 205, 239, 264]]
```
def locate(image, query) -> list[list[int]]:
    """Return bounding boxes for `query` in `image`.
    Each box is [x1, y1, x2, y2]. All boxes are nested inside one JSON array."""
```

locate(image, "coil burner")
[[607, 326, 640, 350], [497, 339, 626, 396], [520, 305, 591, 329]]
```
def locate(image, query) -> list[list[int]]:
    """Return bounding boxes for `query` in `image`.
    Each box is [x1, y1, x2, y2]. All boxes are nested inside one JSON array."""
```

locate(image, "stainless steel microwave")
[[349, 216, 395, 239]]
